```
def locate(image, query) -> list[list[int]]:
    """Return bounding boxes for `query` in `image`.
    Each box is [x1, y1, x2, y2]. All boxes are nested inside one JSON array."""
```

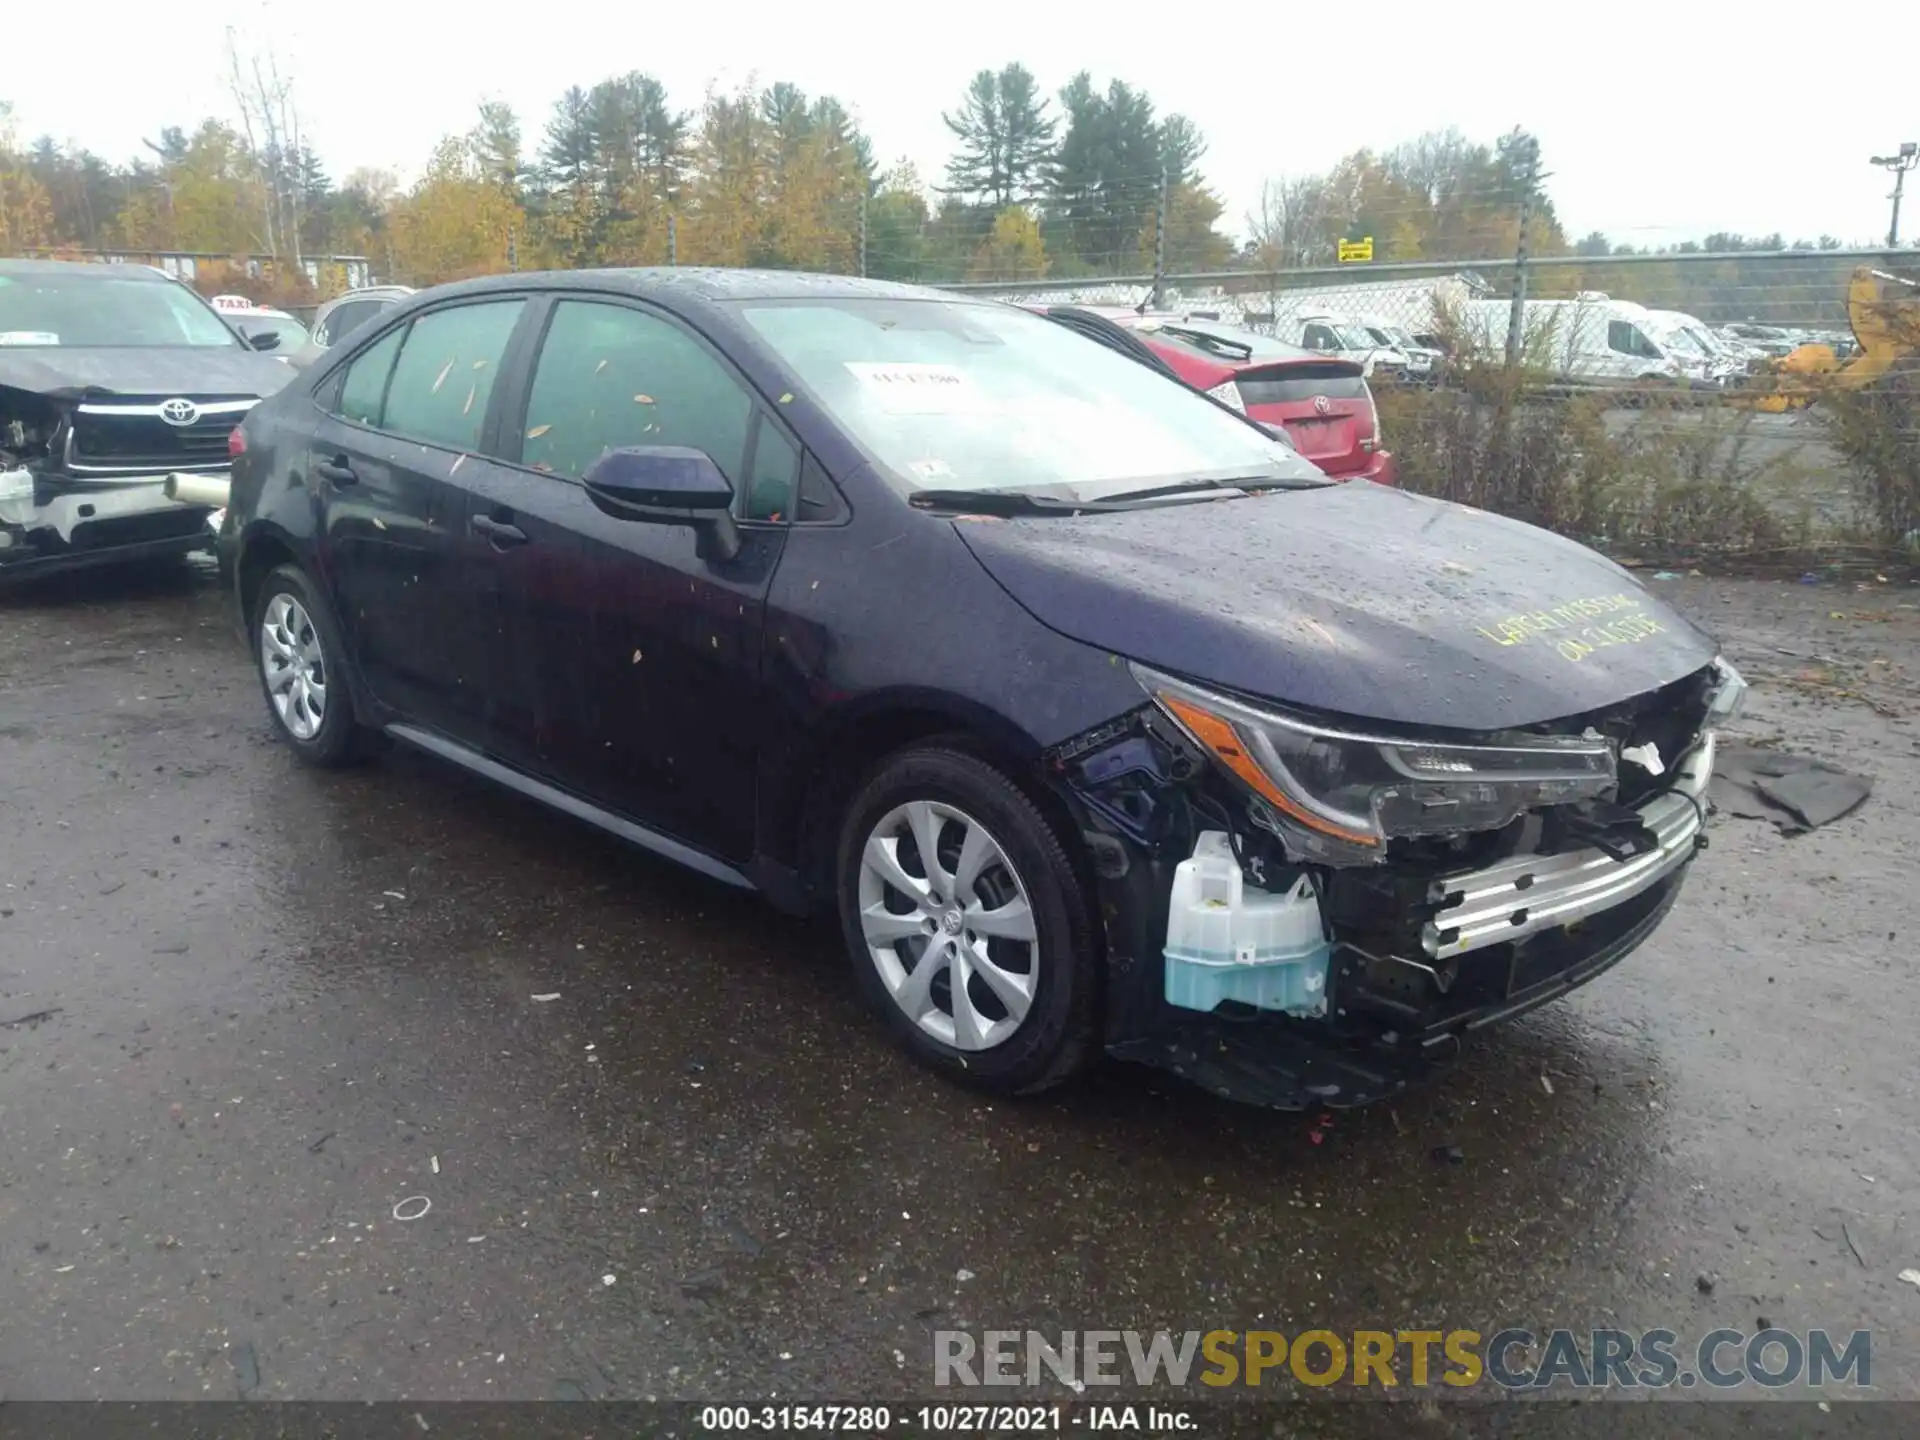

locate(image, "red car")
[[1039, 307, 1397, 486]]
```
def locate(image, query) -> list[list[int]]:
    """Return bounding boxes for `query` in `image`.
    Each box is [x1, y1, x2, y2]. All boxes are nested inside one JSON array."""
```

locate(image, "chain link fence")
[[942, 250, 1920, 569]]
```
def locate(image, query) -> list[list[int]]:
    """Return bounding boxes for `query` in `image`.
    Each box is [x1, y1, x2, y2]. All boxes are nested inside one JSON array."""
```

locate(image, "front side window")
[[0, 272, 239, 348], [1302, 324, 1338, 351], [380, 301, 524, 451], [1608, 320, 1661, 359], [738, 298, 1315, 502], [520, 300, 753, 484]]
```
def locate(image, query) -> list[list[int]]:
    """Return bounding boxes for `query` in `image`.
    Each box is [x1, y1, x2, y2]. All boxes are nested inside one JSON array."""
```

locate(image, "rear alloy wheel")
[[261, 591, 328, 741], [253, 563, 373, 767], [838, 746, 1099, 1094]]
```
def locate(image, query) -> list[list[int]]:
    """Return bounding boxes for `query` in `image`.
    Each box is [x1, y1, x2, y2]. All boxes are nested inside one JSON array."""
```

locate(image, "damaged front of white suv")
[[0, 259, 291, 585]]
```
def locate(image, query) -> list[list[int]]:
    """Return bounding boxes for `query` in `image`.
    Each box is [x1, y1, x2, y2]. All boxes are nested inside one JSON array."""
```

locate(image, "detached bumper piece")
[[0, 470, 218, 584], [1119, 871, 1686, 1111], [1425, 733, 1712, 960]]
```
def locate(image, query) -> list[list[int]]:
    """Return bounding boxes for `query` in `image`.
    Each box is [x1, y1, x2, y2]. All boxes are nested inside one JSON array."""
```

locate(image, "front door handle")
[[314, 456, 357, 485], [471, 514, 529, 548]]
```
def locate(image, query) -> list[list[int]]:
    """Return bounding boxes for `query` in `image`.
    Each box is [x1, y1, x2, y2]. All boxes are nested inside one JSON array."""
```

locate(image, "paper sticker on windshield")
[[845, 362, 986, 414], [0, 331, 60, 346]]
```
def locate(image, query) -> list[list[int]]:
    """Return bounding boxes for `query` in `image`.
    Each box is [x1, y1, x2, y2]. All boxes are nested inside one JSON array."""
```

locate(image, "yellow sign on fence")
[[1337, 237, 1374, 263]]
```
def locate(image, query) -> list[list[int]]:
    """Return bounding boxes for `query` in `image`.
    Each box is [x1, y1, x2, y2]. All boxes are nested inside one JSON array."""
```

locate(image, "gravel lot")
[[0, 559, 1915, 1419]]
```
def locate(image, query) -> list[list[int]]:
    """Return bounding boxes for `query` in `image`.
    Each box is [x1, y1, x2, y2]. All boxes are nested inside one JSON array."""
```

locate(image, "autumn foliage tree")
[[387, 135, 523, 283]]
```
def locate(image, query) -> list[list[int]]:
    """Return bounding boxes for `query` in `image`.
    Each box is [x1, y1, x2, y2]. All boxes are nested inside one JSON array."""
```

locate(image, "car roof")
[[421, 267, 981, 308], [320, 285, 415, 306], [0, 258, 173, 283]]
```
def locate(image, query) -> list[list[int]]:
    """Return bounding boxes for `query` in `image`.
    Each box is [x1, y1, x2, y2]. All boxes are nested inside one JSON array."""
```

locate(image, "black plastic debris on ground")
[[1709, 743, 1873, 834]]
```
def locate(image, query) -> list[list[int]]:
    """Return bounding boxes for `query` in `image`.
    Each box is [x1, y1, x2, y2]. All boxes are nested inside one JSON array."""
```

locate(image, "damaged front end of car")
[[1044, 656, 1747, 1109], [1, 381, 242, 584]]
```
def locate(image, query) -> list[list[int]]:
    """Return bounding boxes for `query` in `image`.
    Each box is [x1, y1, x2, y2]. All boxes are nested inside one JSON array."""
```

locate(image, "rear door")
[[310, 296, 528, 738], [449, 294, 796, 860]]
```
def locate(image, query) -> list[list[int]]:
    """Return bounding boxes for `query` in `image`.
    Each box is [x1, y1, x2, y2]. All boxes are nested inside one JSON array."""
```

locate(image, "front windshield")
[[1663, 326, 1708, 357], [0, 272, 241, 348], [737, 298, 1320, 500], [1384, 326, 1418, 349], [1334, 323, 1381, 350]]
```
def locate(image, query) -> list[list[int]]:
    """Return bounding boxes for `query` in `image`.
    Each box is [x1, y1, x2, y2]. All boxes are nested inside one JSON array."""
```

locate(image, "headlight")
[[1135, 664, 1616, 865], [1205, 379, 1246, 413], [1706, 656, 1748, 723]]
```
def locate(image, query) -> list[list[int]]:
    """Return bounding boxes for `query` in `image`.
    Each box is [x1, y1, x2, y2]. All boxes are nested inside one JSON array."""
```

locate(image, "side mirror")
[[246, 329, 281, 351], [583, 446, 740, 562]]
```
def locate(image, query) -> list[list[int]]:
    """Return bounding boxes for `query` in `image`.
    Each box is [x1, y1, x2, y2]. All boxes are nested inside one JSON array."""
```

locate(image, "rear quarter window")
[[1235, 369, 1369, 406]]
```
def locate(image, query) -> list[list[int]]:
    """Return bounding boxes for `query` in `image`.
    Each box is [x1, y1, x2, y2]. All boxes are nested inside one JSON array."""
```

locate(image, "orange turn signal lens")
[[1160, 693, 1381, 849]]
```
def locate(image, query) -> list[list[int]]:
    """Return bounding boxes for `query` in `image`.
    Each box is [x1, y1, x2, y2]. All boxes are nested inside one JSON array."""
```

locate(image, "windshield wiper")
[[1092, 475, 1330, 504], [909, 488, 1125, 516]]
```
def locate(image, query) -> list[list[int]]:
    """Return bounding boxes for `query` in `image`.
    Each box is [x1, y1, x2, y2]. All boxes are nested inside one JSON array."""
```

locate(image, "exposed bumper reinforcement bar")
[[1423, 731, 1714, 960]]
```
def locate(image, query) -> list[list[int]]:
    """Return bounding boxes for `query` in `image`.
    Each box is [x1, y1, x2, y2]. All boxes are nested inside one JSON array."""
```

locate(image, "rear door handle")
[[314, 457, 357, 485], [471, 514, 529, 548]]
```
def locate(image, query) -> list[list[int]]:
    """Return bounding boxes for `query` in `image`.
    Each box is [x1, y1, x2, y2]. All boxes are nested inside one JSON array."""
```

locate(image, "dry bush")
[[1815, 366, 1920, 550], [1376, 362, 1793, 562]]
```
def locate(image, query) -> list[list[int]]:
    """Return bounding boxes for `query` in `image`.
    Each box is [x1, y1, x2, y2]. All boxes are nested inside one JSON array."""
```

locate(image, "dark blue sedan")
[[219, 268, 1742, 1108]]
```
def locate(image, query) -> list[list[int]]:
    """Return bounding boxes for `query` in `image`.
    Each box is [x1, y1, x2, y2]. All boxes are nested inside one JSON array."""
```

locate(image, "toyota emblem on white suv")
[[160, 398, 201, 427]]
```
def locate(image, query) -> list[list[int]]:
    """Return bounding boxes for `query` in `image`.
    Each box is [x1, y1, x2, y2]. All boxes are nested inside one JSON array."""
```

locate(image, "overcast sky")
[[6, 0, 1913, 251]]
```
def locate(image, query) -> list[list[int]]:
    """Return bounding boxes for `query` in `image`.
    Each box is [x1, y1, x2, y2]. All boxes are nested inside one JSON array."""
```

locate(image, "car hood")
[[0, 347, 295, 400], [952, 481, 1719, 733]]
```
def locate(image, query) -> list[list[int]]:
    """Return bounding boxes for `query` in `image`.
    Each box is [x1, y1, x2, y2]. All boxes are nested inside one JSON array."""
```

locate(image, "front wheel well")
[[794, 709, 1089, 911]]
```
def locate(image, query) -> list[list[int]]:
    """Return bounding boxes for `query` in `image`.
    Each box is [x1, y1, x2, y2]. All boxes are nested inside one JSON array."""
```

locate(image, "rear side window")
[[519, 300, 753, 483], [1234, 368, 1369, 406], [381, 301, 525, 451], [335, 326, 405, 427], [320, 298, 384, 347]]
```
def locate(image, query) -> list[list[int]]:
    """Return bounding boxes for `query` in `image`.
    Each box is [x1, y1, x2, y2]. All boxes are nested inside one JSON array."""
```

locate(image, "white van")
[[1459, 294, 1705, 388], [1646, 310, 1749, 384], [1281, 311, 1412, 381], [1354, 313, 1442, 383]]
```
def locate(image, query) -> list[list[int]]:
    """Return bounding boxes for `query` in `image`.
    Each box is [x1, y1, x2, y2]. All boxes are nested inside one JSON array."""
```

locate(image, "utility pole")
[[506, 224, 518, 273], [859, 191, 868, 278], [1151, 166, 1169, 309], [1870, 143, 1918, 247], [1504, 139, 1543, 373], [668, 213, 678, 267]]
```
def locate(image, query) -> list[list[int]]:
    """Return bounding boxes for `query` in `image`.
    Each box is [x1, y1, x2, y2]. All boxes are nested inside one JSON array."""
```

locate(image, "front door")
[[312, 297, 528, 740], [456, 296, 800, 861]]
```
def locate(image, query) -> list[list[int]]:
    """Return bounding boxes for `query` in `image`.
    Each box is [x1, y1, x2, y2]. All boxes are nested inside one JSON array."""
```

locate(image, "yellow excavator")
[[1739, 266, 1919, 411]]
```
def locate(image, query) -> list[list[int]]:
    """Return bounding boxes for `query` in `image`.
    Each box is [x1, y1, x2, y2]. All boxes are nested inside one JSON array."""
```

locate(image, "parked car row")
[[5, 257, 1743, 1114], [1032, 306, 1399, 485]]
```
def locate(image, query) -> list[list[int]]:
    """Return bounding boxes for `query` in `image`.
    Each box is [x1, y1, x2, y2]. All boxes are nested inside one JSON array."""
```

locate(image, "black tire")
[[836, 744, 1101, 1095], [251, 563, 375, 767]]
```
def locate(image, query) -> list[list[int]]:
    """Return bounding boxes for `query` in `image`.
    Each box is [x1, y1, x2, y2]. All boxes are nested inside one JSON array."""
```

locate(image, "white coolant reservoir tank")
[[1163, 831, 1331, 1017]]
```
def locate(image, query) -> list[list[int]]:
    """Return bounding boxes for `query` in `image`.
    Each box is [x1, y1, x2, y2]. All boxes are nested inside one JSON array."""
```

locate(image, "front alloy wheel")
[[837, 745, 1100, 1095], [858, 800, 1039, 1051]]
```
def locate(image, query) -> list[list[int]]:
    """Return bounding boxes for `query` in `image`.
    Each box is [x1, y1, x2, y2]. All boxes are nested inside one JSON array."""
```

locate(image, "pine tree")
[[942, 64, 1053, 207]]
